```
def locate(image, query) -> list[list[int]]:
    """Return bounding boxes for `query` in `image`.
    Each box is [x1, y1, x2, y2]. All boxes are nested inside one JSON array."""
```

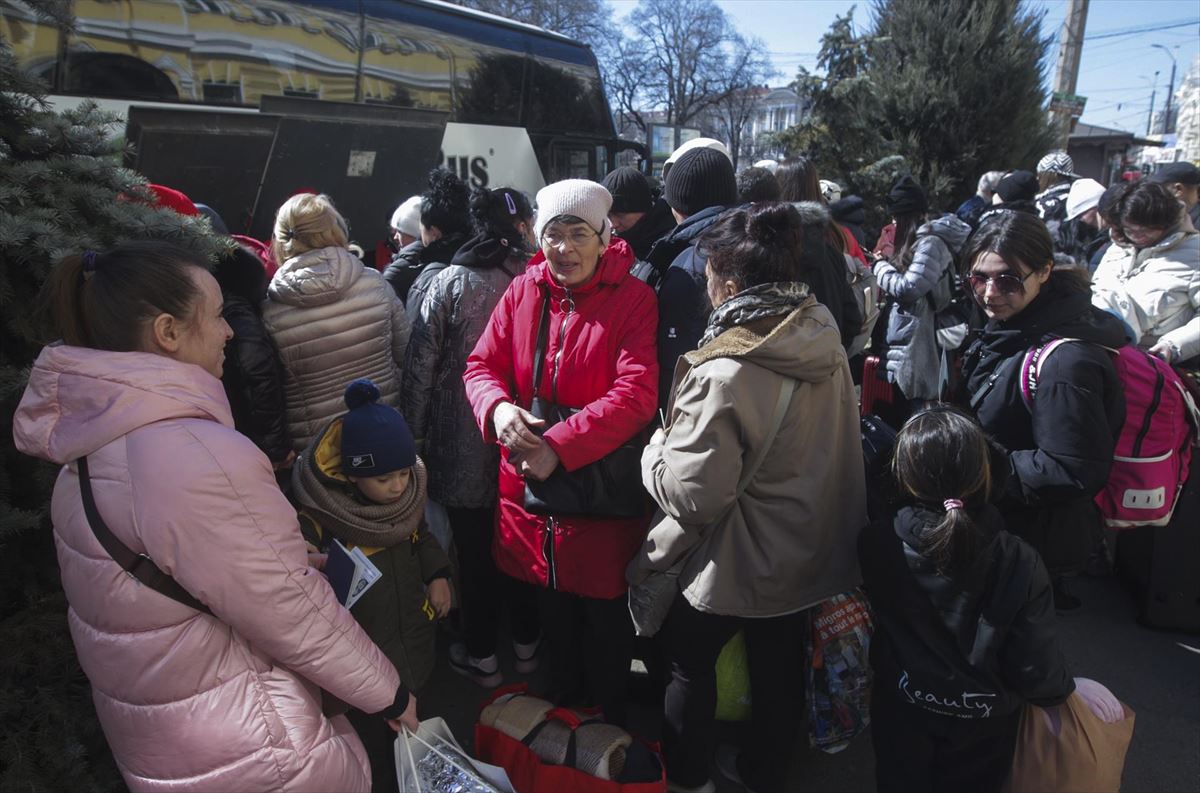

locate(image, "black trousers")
[[347, 707, 399, 793], [538, 588, 635, 727], [660, 592, 807, 792], [446, 505, 540, 658], [871, 687, 1021, 793]]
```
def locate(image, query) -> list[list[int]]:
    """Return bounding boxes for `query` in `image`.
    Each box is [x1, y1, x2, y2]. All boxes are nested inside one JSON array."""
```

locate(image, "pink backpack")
[[1021, 339, 1199, 528]]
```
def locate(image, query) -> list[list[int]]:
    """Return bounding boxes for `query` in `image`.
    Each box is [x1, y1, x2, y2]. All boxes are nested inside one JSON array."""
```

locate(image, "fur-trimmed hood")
[[791, 200, 832, 228], [685, 297, 845, 384]]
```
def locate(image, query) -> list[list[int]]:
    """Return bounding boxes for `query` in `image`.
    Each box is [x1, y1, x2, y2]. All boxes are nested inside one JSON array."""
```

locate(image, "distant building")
[[614, 85, 809, 171], [1068, 122, 1161, 185], [745, 87, 807, 161], [1175, 54, 1200, 163]]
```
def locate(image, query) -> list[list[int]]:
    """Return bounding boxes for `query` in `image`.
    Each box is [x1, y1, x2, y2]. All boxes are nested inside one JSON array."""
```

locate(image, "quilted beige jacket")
[[264, 246, 411, 450]]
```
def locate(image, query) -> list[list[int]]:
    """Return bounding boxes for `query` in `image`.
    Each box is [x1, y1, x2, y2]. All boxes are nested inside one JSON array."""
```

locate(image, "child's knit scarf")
[[293, 454, 427, 548]]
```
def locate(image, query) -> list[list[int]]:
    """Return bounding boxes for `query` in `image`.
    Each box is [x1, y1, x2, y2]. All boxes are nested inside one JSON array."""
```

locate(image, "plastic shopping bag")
[[714, 631, 751, 722], [396, 717, 514, 793], [806, 589, 874, 753], [1004, 690, 1135, 793]]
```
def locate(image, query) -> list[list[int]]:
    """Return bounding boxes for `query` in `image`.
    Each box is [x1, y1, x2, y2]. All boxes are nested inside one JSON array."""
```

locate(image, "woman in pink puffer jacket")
[[13, 242, 417, 792]]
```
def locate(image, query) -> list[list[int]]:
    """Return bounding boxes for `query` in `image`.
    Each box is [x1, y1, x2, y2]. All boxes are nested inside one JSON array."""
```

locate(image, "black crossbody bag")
[[522, 285, 648, 518], [77, 456, 212, 615]]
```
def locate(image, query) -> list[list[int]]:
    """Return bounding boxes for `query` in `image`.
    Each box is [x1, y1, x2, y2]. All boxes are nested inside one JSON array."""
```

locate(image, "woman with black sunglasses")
[[955, 211, 1126, 609]]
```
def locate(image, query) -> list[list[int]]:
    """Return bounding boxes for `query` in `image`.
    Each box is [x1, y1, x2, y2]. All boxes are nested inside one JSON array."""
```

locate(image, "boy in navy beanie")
[[292, 378, 453, 789]]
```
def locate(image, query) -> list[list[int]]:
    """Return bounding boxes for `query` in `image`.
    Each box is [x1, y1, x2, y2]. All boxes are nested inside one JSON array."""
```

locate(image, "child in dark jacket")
[[858, 406, 1075, 792], [293, 379, 453, 792]]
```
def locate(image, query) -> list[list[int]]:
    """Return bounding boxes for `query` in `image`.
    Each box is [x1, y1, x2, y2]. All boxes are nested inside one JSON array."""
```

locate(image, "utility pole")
[[1153, 44, 1178, 135], [1146, 71, 1159, 136], [1049, 0, 1090, 145]]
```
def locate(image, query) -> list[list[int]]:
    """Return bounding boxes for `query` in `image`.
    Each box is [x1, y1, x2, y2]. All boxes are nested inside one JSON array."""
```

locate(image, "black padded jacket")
[[859, 504, 1075, 720], [957, 272, 1126, 573], [221, 295, 291, 462]]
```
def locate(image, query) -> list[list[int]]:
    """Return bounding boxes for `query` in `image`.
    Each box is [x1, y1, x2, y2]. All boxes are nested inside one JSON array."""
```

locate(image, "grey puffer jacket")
[[263, 246, 411, 451], [873, 215, 972, 400], [400, 236, 527, 508]]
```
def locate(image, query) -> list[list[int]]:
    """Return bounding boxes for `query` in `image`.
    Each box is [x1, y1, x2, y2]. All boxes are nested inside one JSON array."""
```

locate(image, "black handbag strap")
[[77, 456, 213, 616], [530, 284, 553, 402]]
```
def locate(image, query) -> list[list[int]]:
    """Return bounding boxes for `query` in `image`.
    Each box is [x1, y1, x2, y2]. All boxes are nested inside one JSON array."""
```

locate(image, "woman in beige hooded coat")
[[629, 202, 865, 793]]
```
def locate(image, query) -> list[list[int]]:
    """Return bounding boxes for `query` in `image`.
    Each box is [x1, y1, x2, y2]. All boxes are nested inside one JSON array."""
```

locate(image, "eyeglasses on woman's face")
[[1118, 221, 1165, 247], [966, 270, 1035, 297], [541, 227, 599, 249]]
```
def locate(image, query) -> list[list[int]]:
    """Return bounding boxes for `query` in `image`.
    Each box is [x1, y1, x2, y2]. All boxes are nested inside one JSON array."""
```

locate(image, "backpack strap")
[[77, 456, 213, 616], [1019, 337, 1077, 412]]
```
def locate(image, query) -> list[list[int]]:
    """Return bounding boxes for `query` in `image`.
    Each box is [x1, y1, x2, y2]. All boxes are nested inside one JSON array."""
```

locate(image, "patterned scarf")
[[293, 453, 427, 548], [699, 281, 811, 348]]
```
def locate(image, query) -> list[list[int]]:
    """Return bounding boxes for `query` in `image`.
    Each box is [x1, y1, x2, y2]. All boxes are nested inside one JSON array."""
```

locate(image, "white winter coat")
[[1091, 226, 1200, 362]]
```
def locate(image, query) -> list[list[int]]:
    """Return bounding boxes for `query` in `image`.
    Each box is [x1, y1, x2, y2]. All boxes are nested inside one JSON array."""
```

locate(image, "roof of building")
[[1069, 122, 1161, 147]]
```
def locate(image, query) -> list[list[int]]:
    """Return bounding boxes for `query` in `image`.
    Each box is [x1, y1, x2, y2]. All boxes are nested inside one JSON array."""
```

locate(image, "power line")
[[1085, 20, 1199, 41]]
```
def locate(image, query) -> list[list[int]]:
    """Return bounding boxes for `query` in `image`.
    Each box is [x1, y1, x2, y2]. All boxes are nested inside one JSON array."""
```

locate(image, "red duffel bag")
[[474, 685, 666, 793]]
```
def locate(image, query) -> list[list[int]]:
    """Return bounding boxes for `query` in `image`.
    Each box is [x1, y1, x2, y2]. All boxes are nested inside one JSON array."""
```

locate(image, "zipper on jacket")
[[544, 517, 559, 590], [550, 290, 574, 402]]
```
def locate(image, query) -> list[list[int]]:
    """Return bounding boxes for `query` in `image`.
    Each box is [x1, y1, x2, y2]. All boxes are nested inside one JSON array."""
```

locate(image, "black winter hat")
[[1148, 161, 1200, 186], [663, 148, 737, 216], [602, 167, 654, 214], [995, 170, 1038, 203], [886, 175, 928, 215]]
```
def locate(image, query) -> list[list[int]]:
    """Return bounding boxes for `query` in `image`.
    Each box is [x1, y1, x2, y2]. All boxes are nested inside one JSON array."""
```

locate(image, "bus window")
[[41, 0, 367, 107], [522, 59, 610, 135], [455, 52, 526, 126], [360, 2, 454, 111], [550, 145, 594, 181]]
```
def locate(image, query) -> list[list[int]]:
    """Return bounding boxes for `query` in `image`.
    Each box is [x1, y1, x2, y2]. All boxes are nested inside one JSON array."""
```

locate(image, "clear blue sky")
[[609, 0, 1200, 134]]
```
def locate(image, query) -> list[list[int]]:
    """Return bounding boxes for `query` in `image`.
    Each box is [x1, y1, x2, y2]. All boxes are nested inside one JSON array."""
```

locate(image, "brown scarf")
[[293, 451, 427, 548]]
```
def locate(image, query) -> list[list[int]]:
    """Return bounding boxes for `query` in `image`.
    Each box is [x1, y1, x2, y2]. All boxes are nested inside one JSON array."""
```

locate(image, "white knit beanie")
[[534, 180, 612, 246], [389, 195, 422, 238]]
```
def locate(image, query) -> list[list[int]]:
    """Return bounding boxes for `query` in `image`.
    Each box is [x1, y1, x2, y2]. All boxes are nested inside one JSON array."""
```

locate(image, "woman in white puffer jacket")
[[263, 193, 412, 451], [1092, 180, 1200, 365]]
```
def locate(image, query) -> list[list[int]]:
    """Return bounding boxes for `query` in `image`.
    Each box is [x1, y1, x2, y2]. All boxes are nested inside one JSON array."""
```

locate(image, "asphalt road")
[[418, 574, 1199, 792]]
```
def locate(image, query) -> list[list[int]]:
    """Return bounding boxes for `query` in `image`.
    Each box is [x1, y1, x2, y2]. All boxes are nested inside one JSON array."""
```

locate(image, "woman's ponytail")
[[892, 407, 994, 579], [41, 253, 92, 347], [38, 242, 206, 351]]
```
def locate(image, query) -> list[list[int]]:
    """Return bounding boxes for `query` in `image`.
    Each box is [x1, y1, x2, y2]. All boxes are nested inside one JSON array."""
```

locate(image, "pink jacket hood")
[[14, 344, 234, 464]]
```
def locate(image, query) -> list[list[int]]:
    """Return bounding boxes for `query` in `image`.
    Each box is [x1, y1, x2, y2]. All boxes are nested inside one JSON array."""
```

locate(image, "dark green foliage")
[[1, 17, 229, 790], [870, 0, 1057, 209], [774, 0, 1054, 222], [776, 10, 896, 183], [771, 9, 907, 231]]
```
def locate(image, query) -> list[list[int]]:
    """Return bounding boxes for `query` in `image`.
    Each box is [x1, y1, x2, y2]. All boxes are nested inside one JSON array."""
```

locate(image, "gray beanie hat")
[[534, 179, 613, 246]]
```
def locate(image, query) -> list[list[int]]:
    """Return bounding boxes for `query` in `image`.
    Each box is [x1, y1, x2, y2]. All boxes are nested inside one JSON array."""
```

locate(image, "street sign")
[[1049, 91, 1087, 117]]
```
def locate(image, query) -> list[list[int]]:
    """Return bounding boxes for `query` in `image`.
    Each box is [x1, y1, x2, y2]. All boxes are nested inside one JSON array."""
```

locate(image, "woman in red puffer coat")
[[464, 179, 658, 726]]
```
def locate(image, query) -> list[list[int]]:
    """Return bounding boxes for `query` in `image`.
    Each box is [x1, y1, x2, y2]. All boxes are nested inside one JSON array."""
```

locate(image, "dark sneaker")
[[1053, 577, 1082, 611], [716, 745, 759, 793]]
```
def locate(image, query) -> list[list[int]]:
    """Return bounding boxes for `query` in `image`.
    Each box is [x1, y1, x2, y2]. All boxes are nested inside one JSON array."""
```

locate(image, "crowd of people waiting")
[[12, 139, 1198, 793]]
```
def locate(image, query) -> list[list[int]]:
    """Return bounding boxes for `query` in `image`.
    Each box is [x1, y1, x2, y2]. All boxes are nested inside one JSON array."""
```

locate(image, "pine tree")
[[771, 9, 906, 231], [869, 0, 1056, 208], [1, 14, 228, 788]]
